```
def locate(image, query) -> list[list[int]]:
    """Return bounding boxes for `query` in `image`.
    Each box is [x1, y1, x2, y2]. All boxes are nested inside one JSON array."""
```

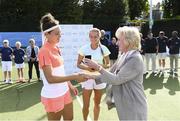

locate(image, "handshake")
[[74, 73, 93, 83], [75, 58, 102, 83]]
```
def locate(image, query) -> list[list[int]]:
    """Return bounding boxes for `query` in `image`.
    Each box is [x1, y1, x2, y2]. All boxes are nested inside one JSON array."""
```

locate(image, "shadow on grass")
[[143, 72, 180, 95], [0, 80, 82, 113], [143, 73, 164, 94], [0, 81, 42, 113], [164, 76, 180, 95]]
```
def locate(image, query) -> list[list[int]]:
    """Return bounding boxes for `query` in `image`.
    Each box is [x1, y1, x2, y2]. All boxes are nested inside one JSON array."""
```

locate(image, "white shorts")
[[15, 63, 25, 69], [81, 79, 106, 90], [2, 61, 12, 72], [158, 53, 167, 59]]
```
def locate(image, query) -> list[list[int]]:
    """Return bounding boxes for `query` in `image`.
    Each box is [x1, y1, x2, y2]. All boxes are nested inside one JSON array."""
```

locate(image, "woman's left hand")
[[84, 58, 100, 71], [70, 85, 78, 96]]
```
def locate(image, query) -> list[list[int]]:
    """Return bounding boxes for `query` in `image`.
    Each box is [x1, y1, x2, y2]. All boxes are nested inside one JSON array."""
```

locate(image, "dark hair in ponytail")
[[40, 13, 59, 32]]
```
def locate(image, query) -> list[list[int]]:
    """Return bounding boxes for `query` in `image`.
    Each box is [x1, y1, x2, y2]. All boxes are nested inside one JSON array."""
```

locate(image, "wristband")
[[97, 65, 102, 72]]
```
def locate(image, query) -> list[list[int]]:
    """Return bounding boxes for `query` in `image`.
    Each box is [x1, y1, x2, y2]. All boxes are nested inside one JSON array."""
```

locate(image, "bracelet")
[[97, 65, 102, 72]]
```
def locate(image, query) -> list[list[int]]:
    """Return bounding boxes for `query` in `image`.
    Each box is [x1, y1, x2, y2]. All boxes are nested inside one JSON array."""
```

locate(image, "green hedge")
[[141, 18, 180, 38]]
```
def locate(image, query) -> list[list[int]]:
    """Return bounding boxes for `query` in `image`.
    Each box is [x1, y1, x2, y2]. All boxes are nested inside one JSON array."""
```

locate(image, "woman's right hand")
[[75, 73, 88, 83], [86, 67, 96, 72]]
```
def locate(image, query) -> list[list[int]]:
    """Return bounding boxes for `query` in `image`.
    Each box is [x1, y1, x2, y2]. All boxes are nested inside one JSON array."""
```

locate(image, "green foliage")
[[0, 0, 157, 33], [162, 0, 180, 18], [0, 0, 82, 32], [82, 0, 128, 24], [82, 0, 101, 23], [51, 0, 83, 24], [99, 0, 128, 23], [128, 0, 149, 20]]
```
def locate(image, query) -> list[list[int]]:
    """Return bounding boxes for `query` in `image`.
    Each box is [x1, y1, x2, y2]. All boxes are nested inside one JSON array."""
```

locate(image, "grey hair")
[[115, 26, 141, 51], [15, 41, 21, 47]]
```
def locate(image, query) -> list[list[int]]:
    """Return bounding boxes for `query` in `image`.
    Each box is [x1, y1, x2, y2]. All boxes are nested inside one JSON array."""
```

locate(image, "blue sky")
[[148, 0, 163, 5]]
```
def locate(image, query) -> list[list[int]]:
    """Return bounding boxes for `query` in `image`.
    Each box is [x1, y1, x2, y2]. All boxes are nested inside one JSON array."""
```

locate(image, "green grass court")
[[0, 60, 180, 120]]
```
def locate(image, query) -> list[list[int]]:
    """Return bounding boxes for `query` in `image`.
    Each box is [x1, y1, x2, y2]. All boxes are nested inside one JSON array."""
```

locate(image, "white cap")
[[29, 38, 35, 43], [3, 39, 9, 44]]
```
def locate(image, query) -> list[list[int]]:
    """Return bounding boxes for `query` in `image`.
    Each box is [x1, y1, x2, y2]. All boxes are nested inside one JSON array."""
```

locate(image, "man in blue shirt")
[[167, 31, 180, 74], [0, 40, 13, 84], [100, 30, 110, 48], [13, 41, 25, 83], [140, 33, 146, 74], [157, 31, 168, 73], [145, 32, 158, 74], [108, 37, 119, 66]]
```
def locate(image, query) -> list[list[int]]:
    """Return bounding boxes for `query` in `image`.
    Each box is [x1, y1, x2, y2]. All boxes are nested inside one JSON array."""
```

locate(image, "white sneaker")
[[8, 80, 13, 84], [5, 80, 9, 84], [162, 68, 165, 73], [159, 67, 162, 72]]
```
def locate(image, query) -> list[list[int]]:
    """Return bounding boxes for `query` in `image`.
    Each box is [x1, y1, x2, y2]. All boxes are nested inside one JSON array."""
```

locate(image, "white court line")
[[76, 95, 92, 121]]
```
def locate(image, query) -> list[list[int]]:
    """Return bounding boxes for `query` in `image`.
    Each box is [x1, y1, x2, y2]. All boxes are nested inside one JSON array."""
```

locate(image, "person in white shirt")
[[77, 28, 110, 121]]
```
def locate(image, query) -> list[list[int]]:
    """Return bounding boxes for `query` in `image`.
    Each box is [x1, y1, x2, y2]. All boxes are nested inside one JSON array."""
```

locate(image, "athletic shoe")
[[4, 80, 8, 84], [8, 80, 13, 84], [161, 69, 165, 73]]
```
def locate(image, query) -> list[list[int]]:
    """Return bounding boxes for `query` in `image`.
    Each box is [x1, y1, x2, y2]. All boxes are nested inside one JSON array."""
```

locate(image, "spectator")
[[26, 38, 40, 82], [167, 31, 180, 74], [13, 41, 25, 83], [100, 30, 109, 47], [108, 37, 119, 66], [140, 33, 146, 74], [145, 32, 158, 74], [157, 31, 168, 73], [0, 40, 13, 84], [140, 33, 146, 56]]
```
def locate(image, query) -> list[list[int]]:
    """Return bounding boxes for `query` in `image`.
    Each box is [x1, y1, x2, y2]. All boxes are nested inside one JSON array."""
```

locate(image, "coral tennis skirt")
[[41, 90, 72, 113]]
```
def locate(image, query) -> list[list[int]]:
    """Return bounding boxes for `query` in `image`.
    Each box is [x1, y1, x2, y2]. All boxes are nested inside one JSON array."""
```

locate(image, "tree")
[[0, 0, 83, 31], [128, 0, 149, 20], [0, 0, 52, 31], [163, 0, 173, 17], [51, 0, 83, 24], [173, 0, 180, 16], [82, 0, 128, 24], [81, 0, 101, 23], [163, 0, 180, 18], [99, 0, 128, 23]]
